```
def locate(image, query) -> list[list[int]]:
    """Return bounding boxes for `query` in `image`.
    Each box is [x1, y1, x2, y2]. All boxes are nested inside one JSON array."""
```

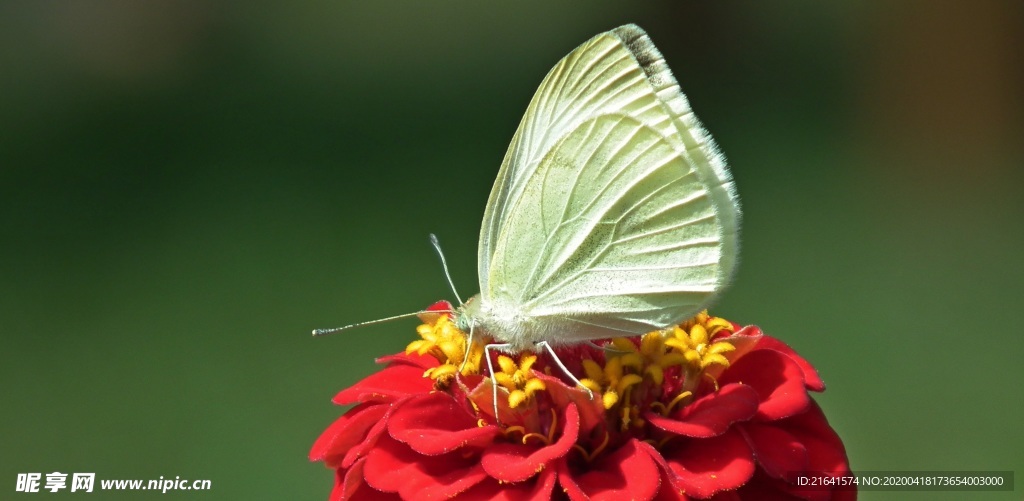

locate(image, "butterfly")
[[452, 24, 740, 360], [314, 24, 740, 401]]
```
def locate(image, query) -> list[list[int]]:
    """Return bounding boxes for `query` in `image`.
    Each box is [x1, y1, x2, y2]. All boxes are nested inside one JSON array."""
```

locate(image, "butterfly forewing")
[[479, 25, 739, 291], [473, 24, 740, 346]]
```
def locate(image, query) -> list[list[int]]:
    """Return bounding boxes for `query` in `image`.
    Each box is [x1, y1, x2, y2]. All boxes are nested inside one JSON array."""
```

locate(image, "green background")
[[2, 2, 1021, 500]]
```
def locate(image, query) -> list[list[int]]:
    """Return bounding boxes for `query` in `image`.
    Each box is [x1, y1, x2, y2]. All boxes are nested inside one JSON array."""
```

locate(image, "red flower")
[[311, 304, 854, 500]]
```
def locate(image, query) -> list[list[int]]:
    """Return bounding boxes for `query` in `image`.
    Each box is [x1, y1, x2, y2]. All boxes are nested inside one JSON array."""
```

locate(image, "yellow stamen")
[[508, 390, 527, 408], [702, 353, 730, 369], [663, 391, 693, 416], [703, 372, 720, 392], [524, 378, 547, 395], [521, 432, 549, 446], [407, 315, 485, 379], [582, 359, 605, 381], [616, 373, 644, 394], [582, 311, 740, 432], [572, 431, 611, 463], [490, 352, 547, 408], [620, 404, 632, 431], [602, 390, 619, 409], [610, 338, 637, 353], [497, 355, 517, 374], [644, 365, 664, 386], [580, 378, 603, 394], [503, 425, 526, 438], [545, 408, 558, 444]]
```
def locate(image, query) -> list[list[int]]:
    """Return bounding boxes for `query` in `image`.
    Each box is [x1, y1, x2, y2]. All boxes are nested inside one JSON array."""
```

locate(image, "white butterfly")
[[453, 24, 740, 355], [315, 24, 739, 378]]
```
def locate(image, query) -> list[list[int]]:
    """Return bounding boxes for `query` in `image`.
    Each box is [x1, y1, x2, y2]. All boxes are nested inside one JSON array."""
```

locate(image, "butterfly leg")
[[458, 324, 475, 374], [536, 341, 594, 400], [585, 340, 629, 354], [483, 342, 513, 423]]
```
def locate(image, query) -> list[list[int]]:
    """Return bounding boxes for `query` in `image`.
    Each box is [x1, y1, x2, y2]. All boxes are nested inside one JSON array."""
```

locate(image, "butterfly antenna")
[[312, 311, 437, 337], [429, 233, 464, 304]]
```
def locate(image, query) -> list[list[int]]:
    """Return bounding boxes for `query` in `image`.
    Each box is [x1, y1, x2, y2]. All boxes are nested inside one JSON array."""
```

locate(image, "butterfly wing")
[[478, 24, 739, 310], [476, 25, 742, 341], [484, 112, 734, 341]]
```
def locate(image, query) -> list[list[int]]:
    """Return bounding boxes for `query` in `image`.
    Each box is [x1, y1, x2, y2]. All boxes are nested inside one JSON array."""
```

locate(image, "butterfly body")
[[455, 24, 740, 353]]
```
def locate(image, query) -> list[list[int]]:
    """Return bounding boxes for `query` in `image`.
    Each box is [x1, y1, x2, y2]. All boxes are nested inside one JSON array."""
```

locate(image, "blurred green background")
[[2, 2, 1021, 500]]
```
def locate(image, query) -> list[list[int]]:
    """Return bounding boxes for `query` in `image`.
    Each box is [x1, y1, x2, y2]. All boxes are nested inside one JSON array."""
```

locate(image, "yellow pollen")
[[583, 311, 738, 431], [602, 390, 619, 409], [406, 315, 485, 380], [582, 359, 605, 381], [508, 390, 528, 409], [579, 378, 603, 394], [664, 317, 736, 374]]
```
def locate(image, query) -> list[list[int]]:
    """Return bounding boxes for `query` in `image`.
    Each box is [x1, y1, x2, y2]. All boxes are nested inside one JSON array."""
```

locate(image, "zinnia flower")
[[311, 301, 854, 500]]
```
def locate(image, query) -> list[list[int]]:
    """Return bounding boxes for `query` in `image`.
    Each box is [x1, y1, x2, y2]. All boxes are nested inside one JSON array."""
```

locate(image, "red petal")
[[328, 467, 345, 501], [646, 384, 759, 438], [363, 434, 489, 499], [776, 402, 853, 481], [481, 403, 581, 482], [661, 429, 755, 498], [457, 466, 558, 501], [331, 458, 402, 501], [720, 349, 810, 421], [377, 352, 440, 371], [558, 439, 660, 501], [739, 402, 855, 501], [536, 372, 607, 438], [388, 392, 500, 455], [736, 469, 824, 501], [740, 423, 808, 480], [333, 363, 434, 406], [427, 300, 454, 311], [706, 492, 742, 501], [653, 481, 688, 501], [755, 336, 825, 392], [465, 378, 534, 429], [636, 441, 687, 501], [338, 398, 428, 469], [557, 464, 588, 501], [310, 403, 390, 464], [416, 300, 455, 325]]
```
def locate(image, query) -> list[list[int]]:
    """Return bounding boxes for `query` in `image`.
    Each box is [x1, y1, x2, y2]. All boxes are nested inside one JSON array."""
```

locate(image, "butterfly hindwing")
[[485, 113, 727, 340]]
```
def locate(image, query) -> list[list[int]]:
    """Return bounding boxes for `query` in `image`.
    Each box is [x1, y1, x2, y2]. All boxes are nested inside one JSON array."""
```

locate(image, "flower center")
[[407, 310, 738, 459], [579, 311, 736, 432], [406, 315, 486, 388]]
